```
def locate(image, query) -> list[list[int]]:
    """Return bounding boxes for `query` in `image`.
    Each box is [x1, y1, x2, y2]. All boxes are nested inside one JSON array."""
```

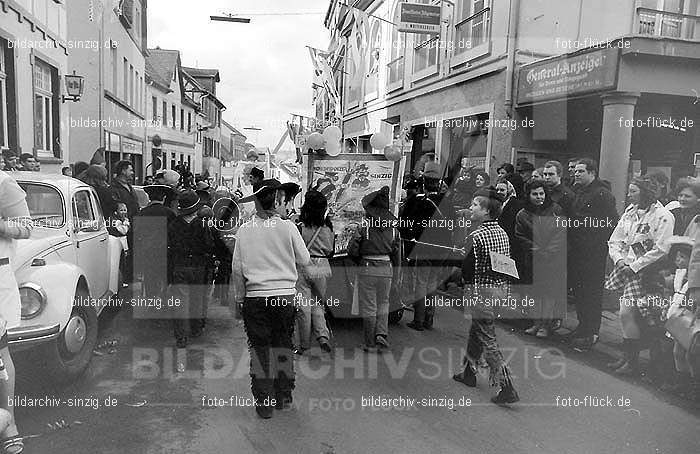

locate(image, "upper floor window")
[[151, 96, 158, 124], [388, 3, 406, 91], [0, 41, 8, 151], [171, 104, 176, 129], [412, 0, 440, 78], [180, 108, 184, 131], [365, 21, 382, 100], [162, 100, 168, 125], [33, 58, 59, 157], [454, 0, 491, 56], [637, 0, 699, 39]]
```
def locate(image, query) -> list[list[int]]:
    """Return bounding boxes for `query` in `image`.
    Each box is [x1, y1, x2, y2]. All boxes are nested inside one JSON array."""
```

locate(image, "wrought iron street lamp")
[[62, 70, 84, 103]]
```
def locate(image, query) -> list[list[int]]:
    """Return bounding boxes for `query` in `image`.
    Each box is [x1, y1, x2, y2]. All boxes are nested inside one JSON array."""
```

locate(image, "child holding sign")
[[453, 188, 520, 405]]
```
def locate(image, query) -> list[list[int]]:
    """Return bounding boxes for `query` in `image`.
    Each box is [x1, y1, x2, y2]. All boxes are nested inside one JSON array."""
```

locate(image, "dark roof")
[[181, 66, 220, 93], [145, 48, 180, 92]]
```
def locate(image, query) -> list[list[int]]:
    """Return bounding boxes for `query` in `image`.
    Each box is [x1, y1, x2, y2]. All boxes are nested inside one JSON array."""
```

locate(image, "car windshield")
[[17, 183, 65, 228]]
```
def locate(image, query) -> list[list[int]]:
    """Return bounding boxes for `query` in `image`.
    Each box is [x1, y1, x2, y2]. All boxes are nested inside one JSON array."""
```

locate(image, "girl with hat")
[[294, 190, 334, 354], [605, 175, 675, 375], [347, 186, 401, 352]]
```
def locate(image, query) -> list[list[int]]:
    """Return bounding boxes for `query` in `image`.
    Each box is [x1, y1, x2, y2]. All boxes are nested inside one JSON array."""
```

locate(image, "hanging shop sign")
[[396, 2, 441, 35], [516, 47, 620, 105]]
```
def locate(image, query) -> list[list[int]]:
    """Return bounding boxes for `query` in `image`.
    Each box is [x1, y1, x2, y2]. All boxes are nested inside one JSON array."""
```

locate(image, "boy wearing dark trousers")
[[232, 179, 311, 419], [453, 188, 519, 405]]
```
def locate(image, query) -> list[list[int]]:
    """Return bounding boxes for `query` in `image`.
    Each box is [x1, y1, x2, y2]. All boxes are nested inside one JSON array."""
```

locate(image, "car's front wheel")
[[39, 288, 98, 384]]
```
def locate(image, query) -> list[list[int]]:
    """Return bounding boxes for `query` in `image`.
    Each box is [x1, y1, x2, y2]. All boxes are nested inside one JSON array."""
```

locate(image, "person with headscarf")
[[605, 175, 674, 375], [347, 186, 401, 352], [496, 179, 523, 249], [514, 179, 567, 338]]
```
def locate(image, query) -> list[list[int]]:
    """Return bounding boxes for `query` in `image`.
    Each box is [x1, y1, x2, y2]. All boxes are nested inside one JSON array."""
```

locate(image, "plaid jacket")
[[469, 220, 511, 291]]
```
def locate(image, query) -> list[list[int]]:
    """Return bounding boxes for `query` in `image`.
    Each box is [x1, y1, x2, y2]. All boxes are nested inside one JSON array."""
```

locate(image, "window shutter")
[[51, 66, 60, 158]]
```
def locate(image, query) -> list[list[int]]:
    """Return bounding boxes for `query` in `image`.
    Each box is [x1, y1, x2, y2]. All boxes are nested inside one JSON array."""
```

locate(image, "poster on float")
[[307, 153, 403, 256]]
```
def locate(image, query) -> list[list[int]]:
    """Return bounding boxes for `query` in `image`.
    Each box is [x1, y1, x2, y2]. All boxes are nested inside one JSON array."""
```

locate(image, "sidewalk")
[[435, 286, 644, 363]]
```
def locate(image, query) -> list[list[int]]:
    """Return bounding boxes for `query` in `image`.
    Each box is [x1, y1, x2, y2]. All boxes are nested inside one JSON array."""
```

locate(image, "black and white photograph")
[[0, 0, 699, 453]]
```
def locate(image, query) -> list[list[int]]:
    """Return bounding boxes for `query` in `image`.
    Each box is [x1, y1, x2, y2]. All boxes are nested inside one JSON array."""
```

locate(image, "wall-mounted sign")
[[517, 48, 620, 105], [397, 2, 441, 35]]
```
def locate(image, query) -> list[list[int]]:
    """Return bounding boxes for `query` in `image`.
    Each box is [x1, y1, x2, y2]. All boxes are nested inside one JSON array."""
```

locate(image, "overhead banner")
[[397, 2, 441, 35], [307, 154, 402, 256], [516, 47, 620, 105]]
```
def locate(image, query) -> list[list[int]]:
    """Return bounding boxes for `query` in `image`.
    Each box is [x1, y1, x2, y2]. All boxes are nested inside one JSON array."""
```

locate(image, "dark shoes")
[[406, 321, 424, 331], [491, 384, 520, 405], [452, 366, 477, 387], [318, 337, 332, 353], [255, 405, 273, 419], [571, 334, 599, 350], [376, 335, 389, 352]]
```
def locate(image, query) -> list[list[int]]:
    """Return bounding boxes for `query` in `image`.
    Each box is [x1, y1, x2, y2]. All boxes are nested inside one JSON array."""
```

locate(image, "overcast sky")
[[148, 0, 330, 151]]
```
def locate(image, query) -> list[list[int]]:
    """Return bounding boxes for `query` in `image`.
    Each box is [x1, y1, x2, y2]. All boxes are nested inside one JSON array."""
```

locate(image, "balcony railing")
[[637, 7, 700, 40], [454, 7, 491, 55]]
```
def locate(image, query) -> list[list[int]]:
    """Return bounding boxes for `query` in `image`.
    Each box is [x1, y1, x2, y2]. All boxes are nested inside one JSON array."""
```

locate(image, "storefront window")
[[441, 113, 489, 183]]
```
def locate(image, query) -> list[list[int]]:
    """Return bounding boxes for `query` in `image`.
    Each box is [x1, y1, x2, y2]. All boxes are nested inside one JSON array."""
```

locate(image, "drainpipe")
[[504, 0, 521, 117]]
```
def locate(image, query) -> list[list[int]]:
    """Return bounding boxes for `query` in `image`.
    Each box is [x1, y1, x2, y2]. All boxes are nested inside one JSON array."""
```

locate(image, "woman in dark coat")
[[670, 177, 700, 235], [82, 165, 116, 220], [514, 179, 567, 338]]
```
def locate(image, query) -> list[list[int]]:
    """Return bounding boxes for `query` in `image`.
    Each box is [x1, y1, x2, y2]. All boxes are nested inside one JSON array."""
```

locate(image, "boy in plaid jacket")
[[453, 188, 519, 405]]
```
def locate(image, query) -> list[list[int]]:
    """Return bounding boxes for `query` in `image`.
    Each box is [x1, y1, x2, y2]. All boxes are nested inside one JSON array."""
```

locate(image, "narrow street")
[[13, 298, 699, 454]]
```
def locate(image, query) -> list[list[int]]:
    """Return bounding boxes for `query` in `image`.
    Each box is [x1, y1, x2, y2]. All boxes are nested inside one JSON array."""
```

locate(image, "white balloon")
[[370, 133, 390, 150], [307, 132, 325, 150], [325, 141, 341, 156], [323, 125, 342, 142], [383, 144, 403, 162]]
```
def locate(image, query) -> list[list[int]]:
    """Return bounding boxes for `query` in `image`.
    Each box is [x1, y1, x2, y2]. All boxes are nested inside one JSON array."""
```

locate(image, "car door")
[[72, 189, 109, 301]]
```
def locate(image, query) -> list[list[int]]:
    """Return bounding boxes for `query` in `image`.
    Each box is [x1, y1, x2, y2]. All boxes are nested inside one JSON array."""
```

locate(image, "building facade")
[[1, 0, 69, 174], [181, 66, 225, 184], [67, 0, 149, 182], [324, 0, 700, 207], [145, 48, 198, 178]]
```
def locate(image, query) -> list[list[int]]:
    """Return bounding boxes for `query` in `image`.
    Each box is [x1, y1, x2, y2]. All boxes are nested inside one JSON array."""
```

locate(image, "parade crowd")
[[1, 147, 699, 424]]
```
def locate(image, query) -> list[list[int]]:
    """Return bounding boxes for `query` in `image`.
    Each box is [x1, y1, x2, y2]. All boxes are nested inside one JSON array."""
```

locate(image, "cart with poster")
[[306, 153, 406, 322]]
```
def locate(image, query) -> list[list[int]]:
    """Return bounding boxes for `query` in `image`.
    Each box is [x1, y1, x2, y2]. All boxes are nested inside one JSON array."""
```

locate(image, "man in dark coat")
[[110, 160, 140, 282], [543, 160, 574, 216], [133, 185, 177, 313], [167, 190, 215, 348], [568, 158, 618, 349]]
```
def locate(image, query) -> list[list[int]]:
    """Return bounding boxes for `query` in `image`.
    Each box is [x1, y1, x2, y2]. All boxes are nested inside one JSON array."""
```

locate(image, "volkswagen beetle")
[[9, 174, 124, 382]]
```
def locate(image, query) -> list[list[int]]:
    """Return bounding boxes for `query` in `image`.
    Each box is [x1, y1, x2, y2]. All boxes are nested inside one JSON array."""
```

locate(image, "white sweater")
[[232, 215, 311, 298]]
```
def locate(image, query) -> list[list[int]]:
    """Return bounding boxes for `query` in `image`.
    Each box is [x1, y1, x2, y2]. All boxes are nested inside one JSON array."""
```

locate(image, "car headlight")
[[19, 283, 47, 320]]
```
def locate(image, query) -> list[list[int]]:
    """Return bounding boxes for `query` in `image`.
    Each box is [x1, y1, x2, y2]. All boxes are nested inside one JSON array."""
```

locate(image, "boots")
[[614, 338, 640, 376], [453, 363, 477, 387], [491, 366, 520, 405]]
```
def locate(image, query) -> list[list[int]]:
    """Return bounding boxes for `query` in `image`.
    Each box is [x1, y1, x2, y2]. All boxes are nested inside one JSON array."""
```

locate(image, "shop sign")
[[397, 2, 441, 35], [517, 48, 619, 105], [122, 137, 143, 155]]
